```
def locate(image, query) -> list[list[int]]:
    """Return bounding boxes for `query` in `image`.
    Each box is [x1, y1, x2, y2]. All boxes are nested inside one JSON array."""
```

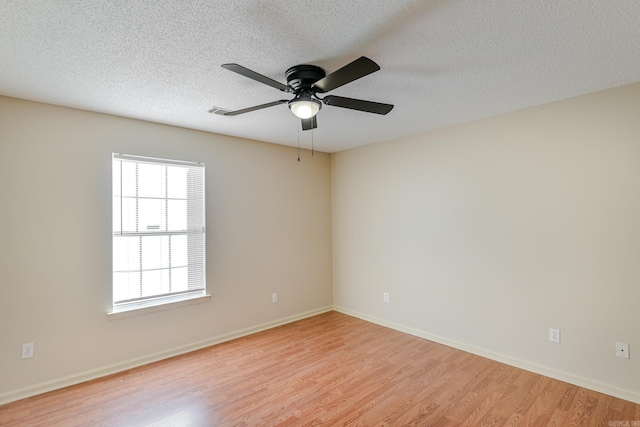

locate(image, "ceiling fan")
[[215, 56, 394, 131]]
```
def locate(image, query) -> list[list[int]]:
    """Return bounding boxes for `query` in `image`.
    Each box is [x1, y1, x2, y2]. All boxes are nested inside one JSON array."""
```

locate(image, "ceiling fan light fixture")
[[288, 95, 321, 119]]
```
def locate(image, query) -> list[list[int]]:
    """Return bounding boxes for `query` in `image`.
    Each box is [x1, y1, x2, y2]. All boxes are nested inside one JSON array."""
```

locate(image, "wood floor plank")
[[0, 311, 638, 426], [545, 384, 580, 427]]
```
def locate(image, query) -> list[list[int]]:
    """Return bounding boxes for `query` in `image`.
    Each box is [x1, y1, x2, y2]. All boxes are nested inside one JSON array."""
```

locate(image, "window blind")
[[112, 154, 205, 311]]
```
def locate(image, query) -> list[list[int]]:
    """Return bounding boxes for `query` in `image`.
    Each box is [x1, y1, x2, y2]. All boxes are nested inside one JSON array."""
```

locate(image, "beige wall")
[[2, 81, 640, 404], [0, 96, 333, 402], [332, 82, 640, 403]]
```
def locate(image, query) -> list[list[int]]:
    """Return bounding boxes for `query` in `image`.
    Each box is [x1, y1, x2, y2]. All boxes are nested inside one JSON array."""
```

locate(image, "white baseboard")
[[333, 305, 640, 405], [0, 306, 333, 405]]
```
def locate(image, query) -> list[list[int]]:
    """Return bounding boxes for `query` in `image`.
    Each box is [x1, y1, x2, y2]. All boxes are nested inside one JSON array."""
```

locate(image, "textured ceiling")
[[1, 0, 639, 153]]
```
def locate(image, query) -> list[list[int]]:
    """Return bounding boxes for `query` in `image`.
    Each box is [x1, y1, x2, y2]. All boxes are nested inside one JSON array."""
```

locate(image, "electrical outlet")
[[549, 328, 560, 343], [22, 343, 34, 359], [383, 292, 389, 303], [615, 342, 629, 359], [272, 292, 278, 303]]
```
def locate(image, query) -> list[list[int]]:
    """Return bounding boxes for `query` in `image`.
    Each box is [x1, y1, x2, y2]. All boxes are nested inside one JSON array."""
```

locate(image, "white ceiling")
[[1, 1, 639, 153]]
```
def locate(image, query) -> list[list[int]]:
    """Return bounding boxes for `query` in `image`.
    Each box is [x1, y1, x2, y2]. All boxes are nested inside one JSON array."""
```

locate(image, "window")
[[112, 154, 206, 313]]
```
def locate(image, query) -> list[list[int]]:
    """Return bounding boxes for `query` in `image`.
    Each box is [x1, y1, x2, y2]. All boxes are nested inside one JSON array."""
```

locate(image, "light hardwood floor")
[[1, 311, 638, 426]]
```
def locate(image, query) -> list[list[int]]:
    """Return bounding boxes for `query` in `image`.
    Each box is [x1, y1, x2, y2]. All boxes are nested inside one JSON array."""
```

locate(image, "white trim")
[[107, 293, 212, 319], [9, 305, 636, 406], [113, 153, 204, 168], [333, 305, 640, 405], [0, 306, 333, 405]]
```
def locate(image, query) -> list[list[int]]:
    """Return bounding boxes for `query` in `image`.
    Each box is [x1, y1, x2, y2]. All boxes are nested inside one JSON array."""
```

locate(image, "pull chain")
[[297, 126, 300, 162], [311, 129, 314, 156]]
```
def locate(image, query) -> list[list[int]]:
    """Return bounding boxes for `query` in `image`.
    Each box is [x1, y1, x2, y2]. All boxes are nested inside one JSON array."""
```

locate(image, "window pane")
[[138, 198, 165, 231], [141, 269, 171, 297], [187, 233, 206, 290], [113, 236, 140, 272], [171, 235, 188, 267], [113, 159, 121, 195], [167, 166, 187, 199], [171, 267, 188, 292], [113, 196, 122, 234], [141, 235, 170, 270], [167, 200, 187, 231], [141, 269, 163, 297], [137, 163, 164, 198], [113, 271, 140, 302], [187, 168, 205, 229], [121, 197, 138, 233], [121, 161, 137, 197], [113, 159, 122, 234]]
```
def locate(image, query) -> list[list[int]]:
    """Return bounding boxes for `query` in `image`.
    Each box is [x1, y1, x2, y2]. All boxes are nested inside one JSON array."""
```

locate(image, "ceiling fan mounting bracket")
[[285, 64, 326, 92]]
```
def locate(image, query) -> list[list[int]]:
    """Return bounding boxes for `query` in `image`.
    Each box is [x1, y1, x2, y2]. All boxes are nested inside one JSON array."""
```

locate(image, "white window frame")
[[110, 153, 207, 315]]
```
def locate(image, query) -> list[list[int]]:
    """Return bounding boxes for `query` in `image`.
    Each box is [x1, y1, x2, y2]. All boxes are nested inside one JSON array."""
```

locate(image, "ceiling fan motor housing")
[[285, 64, 326, 92]]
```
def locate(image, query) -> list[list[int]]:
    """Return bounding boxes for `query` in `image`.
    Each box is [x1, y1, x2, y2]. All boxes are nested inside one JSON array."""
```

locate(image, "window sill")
[[107, 294, 212, 320]]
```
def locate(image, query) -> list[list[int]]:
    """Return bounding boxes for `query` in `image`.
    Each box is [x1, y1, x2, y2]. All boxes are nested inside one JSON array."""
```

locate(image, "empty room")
[[1, 1, 639, 425]]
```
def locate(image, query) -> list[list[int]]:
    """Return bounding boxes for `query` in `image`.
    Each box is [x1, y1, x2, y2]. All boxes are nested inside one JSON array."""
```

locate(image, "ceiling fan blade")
[[323, 95, 394, 115], [301, 116, 317, 131], [312, 57, 380, 93], [222, 64, 291, 92], [223, 100, 288, 116]]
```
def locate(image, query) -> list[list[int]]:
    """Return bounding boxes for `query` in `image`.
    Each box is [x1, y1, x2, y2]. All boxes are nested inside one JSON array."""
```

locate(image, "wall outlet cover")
[[615, 342, 629, 359], [22, 343, 34, 359], [549, 328, 560, 343]]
